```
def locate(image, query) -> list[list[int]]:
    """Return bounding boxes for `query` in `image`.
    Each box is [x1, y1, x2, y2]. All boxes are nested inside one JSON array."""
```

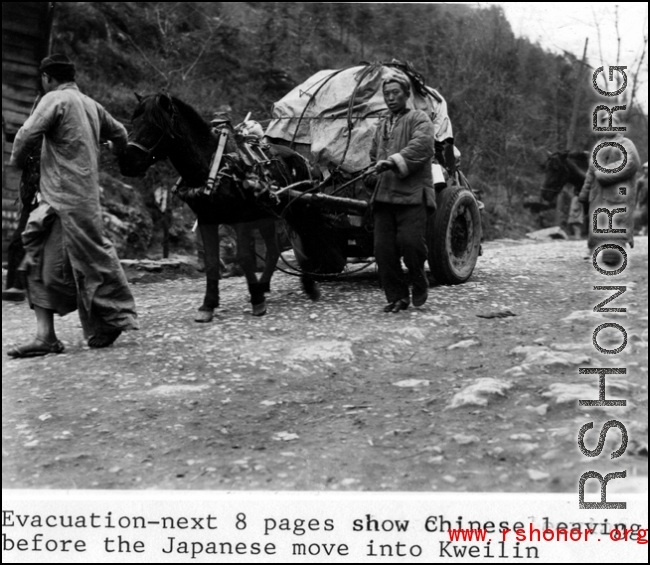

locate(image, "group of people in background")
[[555, 140, 647, 244]]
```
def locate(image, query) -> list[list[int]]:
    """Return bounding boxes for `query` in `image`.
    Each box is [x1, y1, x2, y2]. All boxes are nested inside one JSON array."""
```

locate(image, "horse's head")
[[541, 151, 569, 203], [118, 93, 179, 177]]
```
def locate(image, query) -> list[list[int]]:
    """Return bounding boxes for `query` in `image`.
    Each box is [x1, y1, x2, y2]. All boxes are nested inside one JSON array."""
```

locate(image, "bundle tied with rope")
[[266, 59, 452, 175], [260, 61, 450, 278]]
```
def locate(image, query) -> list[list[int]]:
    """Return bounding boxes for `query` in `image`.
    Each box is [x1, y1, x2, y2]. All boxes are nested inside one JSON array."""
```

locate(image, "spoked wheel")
[[428, 184, 482, 284]]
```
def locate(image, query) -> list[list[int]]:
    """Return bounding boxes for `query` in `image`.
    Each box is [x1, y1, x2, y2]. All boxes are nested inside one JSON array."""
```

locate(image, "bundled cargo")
[[266, 61, 455, 174]]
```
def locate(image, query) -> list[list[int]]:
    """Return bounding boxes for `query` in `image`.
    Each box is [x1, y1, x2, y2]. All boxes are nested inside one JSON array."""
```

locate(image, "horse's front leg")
[[196, 222, 220, 322], [235, 223, 266, 316], [258, 219, 280, 294]]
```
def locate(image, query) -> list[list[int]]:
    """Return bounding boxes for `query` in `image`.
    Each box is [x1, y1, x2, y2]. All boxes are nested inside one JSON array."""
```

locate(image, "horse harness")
[[127, 97, 179, 163], [127, 135, 167, 163], [172, 122, 307, 209]]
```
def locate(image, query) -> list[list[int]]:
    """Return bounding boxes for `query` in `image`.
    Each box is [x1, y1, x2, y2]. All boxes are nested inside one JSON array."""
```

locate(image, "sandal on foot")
[[88, 330, 122, 349], [8, 338, 64, 358]]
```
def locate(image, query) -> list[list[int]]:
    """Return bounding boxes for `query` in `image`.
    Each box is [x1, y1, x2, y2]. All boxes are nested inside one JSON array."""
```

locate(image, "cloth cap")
[[40, 53, 76, 81], [211, 111, 231, 126], [382, 71, 411, 96]]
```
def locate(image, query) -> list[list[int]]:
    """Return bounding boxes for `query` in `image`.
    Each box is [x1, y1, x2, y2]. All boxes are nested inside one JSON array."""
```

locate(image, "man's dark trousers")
[[373, 201, 429, 304]]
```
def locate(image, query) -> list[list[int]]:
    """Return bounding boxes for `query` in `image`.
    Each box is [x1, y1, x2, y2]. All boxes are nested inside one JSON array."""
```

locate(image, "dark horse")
[[118, 93, 341, 321], [541, 150, 589, 202], [541, 150, 589, 233]]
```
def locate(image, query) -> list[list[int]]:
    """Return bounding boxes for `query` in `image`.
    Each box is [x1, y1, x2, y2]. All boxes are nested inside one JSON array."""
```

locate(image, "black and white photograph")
[[2, 2, 648, 562]]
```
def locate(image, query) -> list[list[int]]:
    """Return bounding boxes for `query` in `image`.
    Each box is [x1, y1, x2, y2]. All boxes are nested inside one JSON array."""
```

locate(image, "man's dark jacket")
[[370, 108, 436, 209]]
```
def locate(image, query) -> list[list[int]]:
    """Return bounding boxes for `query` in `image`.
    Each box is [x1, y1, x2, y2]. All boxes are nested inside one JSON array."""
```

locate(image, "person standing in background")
[[579, 130, 640, 265]]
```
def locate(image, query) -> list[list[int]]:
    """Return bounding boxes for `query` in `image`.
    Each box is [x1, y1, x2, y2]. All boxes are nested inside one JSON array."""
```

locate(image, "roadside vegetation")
[[50, 2, 648, 251]]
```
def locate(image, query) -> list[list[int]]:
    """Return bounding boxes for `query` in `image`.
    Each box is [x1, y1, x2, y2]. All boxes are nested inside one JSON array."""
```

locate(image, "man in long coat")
[[370, 74, 436, 312], [579, 131, 640, 264], [8, 54, 138, 357]]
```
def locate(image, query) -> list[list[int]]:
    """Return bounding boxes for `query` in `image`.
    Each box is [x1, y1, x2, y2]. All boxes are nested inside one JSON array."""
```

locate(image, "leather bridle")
[[126, 130, 168, 163], [127, 97, 177, 163]]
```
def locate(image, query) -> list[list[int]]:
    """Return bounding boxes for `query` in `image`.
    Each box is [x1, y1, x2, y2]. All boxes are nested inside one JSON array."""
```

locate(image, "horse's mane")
[[139, 93, 213, 142]]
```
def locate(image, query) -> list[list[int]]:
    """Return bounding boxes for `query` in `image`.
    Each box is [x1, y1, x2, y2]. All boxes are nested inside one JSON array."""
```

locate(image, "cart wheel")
[[428, 185, 482, 284]]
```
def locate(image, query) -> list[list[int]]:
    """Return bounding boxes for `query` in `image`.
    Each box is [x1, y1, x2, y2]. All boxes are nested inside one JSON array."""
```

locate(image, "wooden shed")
[[2, 2, 55, 248]]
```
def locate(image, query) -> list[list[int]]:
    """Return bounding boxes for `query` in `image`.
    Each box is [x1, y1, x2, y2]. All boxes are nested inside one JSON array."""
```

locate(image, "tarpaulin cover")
[[265, 63, 453, 173]]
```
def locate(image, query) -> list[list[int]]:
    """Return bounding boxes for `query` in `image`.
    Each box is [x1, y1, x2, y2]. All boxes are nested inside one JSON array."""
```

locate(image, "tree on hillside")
[[47, 1, 647, 248]]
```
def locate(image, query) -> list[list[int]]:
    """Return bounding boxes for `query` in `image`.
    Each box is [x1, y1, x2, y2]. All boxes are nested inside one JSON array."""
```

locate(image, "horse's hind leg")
[[235, 223, 266, 316], [258, 219, 280, 293], [196, 222, 220, 322]]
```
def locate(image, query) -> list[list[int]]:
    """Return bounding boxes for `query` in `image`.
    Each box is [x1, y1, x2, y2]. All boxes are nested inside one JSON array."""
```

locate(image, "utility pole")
[[566, 38, 589, 150]]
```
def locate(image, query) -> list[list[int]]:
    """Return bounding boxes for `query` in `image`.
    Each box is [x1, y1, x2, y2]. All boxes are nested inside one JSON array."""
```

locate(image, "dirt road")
[[2, 237, 648, 493]]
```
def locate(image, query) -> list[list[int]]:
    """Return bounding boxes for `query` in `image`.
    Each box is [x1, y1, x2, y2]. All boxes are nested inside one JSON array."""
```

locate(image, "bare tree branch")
[[122, 28, 170, 85], [627, 14, 648, 113], [181, 28, 217, 82], [591, 6, 605, 65], [156, 2, 182, 37], [615, 5, 621, 67]]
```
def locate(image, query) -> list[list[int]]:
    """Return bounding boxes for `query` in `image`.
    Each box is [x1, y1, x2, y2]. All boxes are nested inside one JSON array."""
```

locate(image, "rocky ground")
[[2, 237, 648, 493]]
